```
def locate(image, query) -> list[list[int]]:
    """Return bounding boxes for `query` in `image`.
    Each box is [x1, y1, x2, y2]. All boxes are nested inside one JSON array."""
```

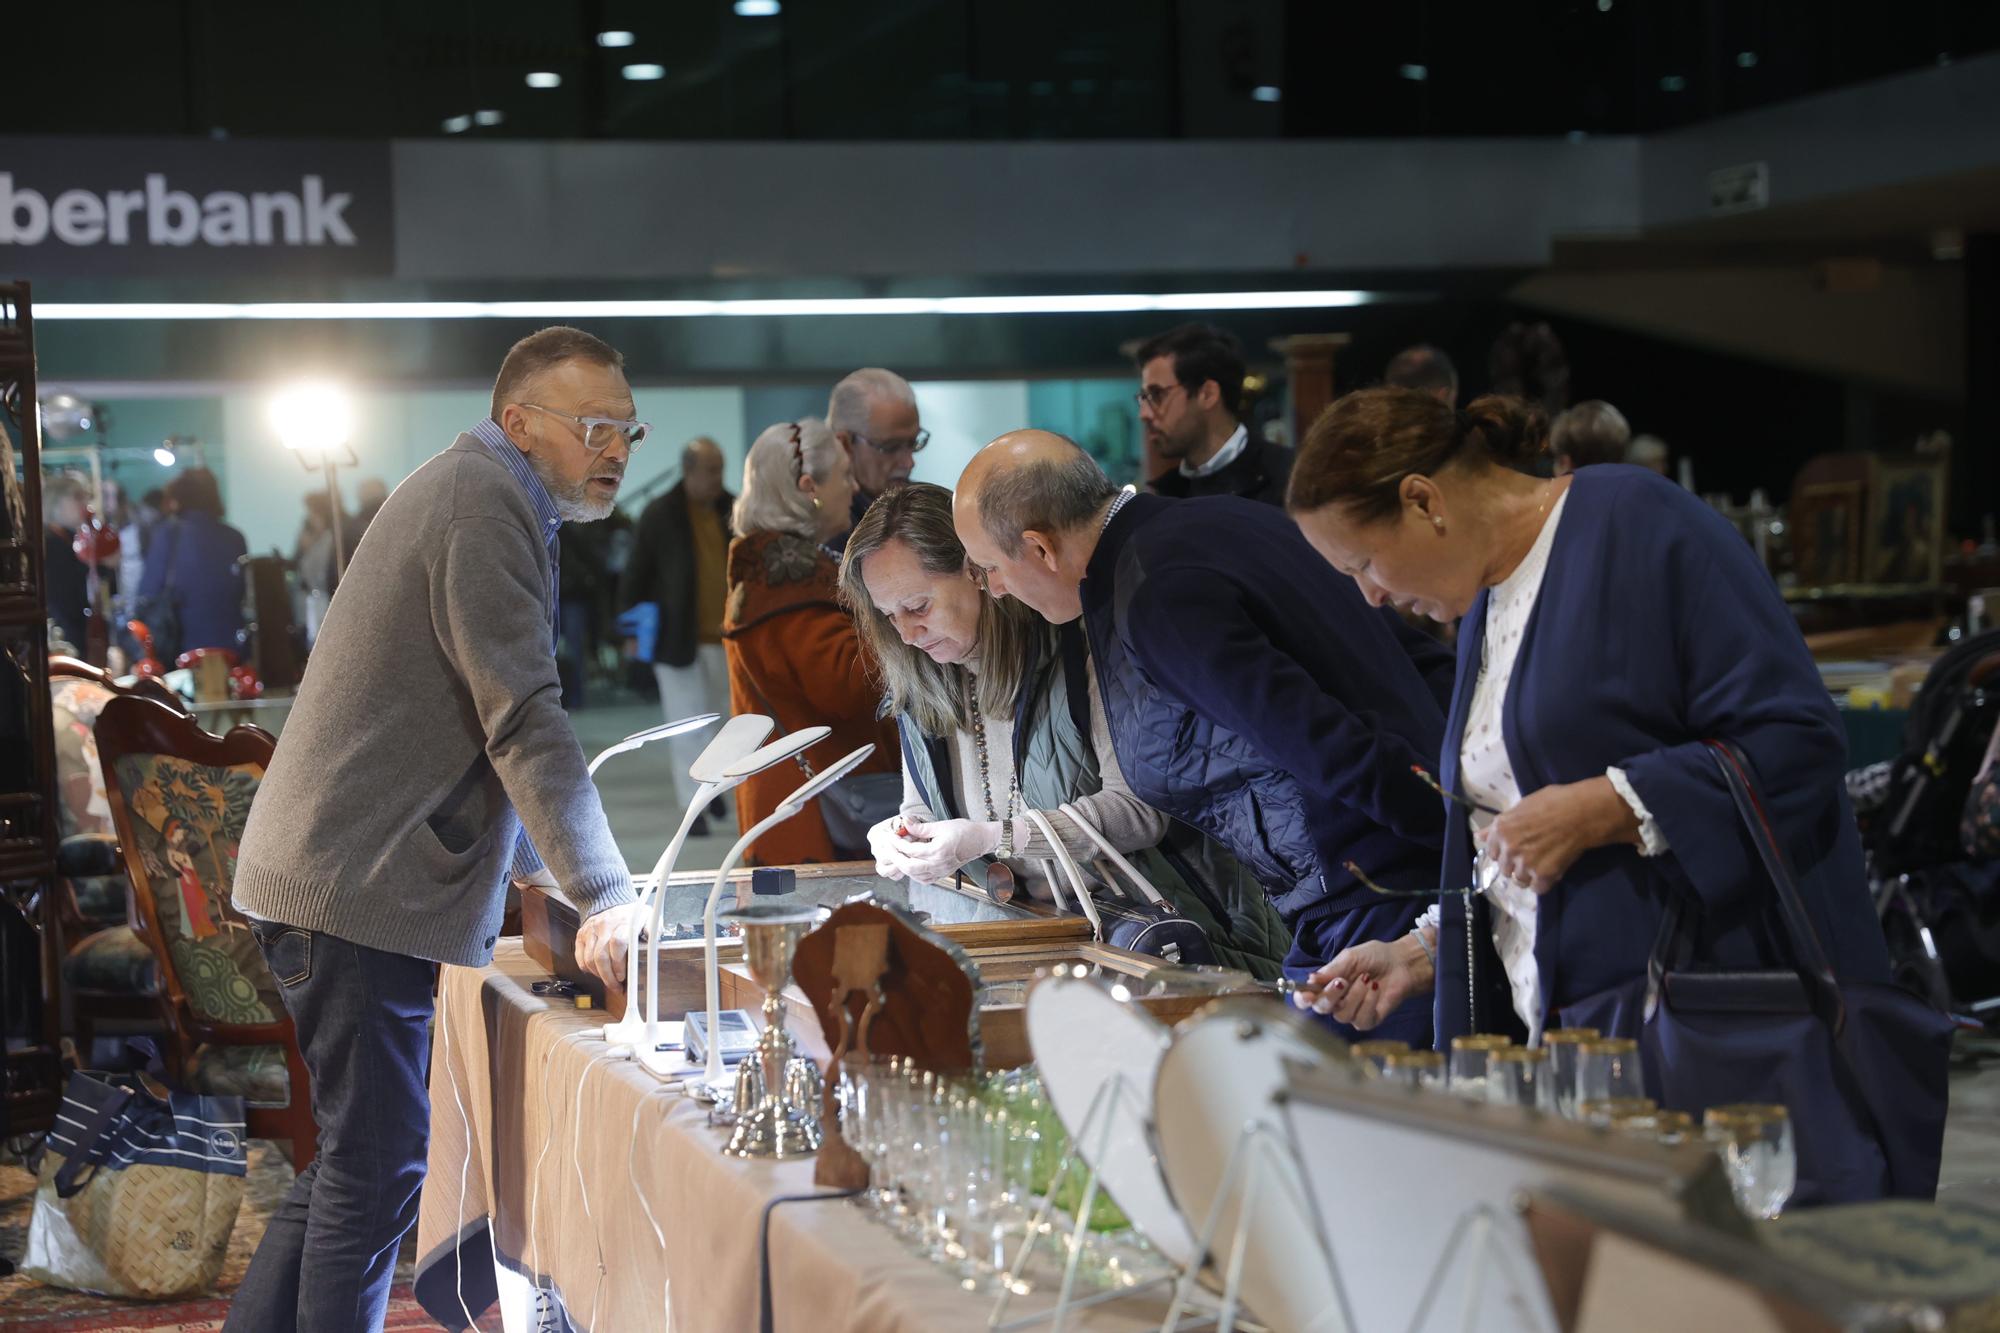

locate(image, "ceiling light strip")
[[34, 291, 1403, 322]]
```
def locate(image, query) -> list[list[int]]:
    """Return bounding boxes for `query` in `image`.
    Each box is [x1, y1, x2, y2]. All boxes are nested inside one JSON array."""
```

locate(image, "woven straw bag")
[[22, 1069, 247, 1299]]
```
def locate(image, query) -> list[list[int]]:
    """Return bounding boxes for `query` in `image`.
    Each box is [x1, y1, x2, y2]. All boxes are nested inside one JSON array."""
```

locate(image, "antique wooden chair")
[[46, 656, 188, 1053], [94, 693, 316, 1167]]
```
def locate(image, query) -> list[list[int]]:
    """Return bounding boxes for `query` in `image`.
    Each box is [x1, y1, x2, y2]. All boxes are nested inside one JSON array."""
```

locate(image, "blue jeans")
[[225, 924, 436, 1333]]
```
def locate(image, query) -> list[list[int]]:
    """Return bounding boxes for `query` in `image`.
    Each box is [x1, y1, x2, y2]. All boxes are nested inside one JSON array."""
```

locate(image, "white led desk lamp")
[[679, 742, 877, 1090], [604, 717, 830, 1054], [585, 713, 720, 779]]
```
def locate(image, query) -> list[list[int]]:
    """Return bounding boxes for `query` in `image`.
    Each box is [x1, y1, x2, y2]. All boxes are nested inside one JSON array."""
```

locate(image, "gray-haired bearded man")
[[226, 326, 652, 1333]]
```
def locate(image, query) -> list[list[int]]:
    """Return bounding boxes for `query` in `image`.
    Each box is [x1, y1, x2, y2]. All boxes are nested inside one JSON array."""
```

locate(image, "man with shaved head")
[[954, 431, 1454, 1044], [827, 366, 926, 551], [621, 434, 736, 830]]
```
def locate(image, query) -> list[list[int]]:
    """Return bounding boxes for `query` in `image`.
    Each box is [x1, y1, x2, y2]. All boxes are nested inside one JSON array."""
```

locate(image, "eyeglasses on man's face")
[[520, 403, 651, 453], [1134, 383, 1187, 413], [853, 429, 930, 457]]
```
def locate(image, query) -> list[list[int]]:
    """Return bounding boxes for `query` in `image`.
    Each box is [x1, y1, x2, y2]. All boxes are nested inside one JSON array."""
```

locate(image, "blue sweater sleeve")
[[1124, 571, 1446, 848], [1616, 496, 1850, 913]]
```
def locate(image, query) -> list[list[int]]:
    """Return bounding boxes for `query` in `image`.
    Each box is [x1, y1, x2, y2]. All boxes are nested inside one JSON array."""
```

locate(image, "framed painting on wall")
[[1866, 458, 1947, 586], [1791, 481, 1865, 587]]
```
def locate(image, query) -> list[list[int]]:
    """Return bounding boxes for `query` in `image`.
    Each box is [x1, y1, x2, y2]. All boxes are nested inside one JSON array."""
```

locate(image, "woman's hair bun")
[[1460, 395, 1549, 466]]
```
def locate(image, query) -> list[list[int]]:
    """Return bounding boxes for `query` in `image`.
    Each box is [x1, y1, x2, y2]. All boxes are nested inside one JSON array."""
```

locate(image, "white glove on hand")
[[867, 816, 912, 881], [882, 817, 1003, 884]]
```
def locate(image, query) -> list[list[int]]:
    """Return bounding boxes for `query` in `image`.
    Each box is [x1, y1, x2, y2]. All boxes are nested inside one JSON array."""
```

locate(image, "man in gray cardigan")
[[226, 327, 649, 1333]]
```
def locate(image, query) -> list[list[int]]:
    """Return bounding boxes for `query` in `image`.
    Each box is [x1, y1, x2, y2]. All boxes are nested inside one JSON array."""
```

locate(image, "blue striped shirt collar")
[[469, 418, 563, 547]]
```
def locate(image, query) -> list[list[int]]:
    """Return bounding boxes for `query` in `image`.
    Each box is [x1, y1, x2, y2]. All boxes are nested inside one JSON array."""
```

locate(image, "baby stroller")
[[1853, 628, 2000, 1015]]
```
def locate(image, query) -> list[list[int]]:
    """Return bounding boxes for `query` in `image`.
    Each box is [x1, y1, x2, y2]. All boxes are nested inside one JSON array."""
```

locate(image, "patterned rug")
[[0, 1143, 499, 1330]]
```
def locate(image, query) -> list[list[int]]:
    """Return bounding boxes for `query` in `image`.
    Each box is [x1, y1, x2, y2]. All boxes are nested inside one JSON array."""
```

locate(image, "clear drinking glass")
[[900, 1066, 942, 1243], [1381, 1049, 1446, 1091], [1485, 1046, 1551, 1110], [1651, 1110, 1695, 1145], [918, 1073, 963, 1263], [1607, 1109, 1662, 1136], [840, 1053, 892, 1214], [1350, 1040, 1410, 1076], [867, 1056, 909, 1230], [1704, 1110, 1770, 1217], [1706, 1105, 1795, 1218], [1578, 1096, 1656, 1126], [1576, 1037, 1644, 1105], [1448, 1034, 1512, 1099], [1540, 1028, 1599, 1118]]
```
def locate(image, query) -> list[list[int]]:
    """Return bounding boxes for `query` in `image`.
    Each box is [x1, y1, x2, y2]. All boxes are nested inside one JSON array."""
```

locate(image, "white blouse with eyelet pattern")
[[1415, 486, 1665, 1043]]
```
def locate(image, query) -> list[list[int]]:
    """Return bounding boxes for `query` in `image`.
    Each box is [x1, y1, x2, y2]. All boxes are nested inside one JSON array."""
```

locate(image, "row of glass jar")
[[1348, 1030, 1796, 1218]]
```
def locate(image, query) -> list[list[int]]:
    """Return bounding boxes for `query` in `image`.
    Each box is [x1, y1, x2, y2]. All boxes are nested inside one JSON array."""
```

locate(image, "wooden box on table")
[[721, 935, 1271, 1069]]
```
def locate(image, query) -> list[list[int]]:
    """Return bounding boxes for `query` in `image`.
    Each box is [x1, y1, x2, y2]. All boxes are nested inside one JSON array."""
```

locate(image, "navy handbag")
[[1563, 740, 1953, 1206]]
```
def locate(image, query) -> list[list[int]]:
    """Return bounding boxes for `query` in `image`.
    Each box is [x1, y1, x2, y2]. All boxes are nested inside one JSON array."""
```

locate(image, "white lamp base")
[[601, 1016, 654, 1050], [634, 1042, 687, 1079]]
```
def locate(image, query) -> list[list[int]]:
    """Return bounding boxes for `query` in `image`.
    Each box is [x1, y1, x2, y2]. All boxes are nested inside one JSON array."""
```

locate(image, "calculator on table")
[[682, 1009, 759, 1065]]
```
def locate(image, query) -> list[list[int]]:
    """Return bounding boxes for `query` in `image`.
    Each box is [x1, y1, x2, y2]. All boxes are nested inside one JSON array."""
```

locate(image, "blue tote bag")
[[1563, 740, 1953, 1206]]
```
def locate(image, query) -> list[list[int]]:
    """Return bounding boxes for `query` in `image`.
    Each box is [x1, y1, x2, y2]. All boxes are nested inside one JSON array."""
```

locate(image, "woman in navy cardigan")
[[1279, 390, 1892, 1058]]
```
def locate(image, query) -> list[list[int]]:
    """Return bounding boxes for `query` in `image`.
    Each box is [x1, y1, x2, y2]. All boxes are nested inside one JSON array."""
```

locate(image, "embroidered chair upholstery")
[[95, 694, 315, 1167], [48, 656, 189, 1051]]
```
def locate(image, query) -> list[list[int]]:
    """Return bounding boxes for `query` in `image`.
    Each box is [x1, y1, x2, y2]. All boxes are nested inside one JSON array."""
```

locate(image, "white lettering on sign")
[[0, 172, 355, 248]]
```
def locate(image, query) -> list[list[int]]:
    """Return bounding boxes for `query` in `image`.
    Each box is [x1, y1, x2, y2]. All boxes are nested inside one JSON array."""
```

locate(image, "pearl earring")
[[1431, 515, 1444, 531]]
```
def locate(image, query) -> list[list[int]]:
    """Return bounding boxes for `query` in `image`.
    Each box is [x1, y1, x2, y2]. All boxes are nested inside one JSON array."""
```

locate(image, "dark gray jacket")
[[619, 479, 736, 668]]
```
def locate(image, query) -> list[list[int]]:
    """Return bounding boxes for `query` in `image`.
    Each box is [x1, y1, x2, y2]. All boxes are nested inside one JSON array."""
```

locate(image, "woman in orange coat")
[[723, 417, 901, 864]]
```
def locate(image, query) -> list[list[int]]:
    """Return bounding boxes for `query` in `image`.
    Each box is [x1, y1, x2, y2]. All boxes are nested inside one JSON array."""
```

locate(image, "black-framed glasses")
[[853, 429, 930, 456], [789, 421, 806, 479], [520, 403, 651, 453], [1133, 383, 1187, 412]]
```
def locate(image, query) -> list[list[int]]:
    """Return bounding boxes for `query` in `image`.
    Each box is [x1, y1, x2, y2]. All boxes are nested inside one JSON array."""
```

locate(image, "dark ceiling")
[[12, 1, 1998, 143]]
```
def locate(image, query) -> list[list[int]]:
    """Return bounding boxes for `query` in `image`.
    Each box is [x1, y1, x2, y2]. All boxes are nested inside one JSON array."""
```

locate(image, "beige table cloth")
[[415, 942, 1166, 1333]]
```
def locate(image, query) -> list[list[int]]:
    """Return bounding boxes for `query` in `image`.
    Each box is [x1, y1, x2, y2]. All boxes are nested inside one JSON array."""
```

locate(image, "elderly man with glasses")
[[826, 366, 928, 552], [227, 326, 652, 1333]]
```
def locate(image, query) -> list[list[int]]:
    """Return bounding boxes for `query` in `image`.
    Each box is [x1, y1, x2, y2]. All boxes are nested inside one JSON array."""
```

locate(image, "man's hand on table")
[[575, 901, 650, 990]]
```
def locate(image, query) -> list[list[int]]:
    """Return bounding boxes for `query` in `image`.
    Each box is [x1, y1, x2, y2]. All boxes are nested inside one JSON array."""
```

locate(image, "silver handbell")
[[783, 1054, 823, 1113], [711, 1054, 764, 1127]]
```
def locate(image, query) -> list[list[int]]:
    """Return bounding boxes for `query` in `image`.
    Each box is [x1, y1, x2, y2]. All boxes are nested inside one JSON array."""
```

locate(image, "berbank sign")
[[0, 137, 392, 277]]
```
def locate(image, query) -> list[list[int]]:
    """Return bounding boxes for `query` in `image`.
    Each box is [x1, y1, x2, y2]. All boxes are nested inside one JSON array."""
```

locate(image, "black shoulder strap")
[[1671, 740, 1847, 1033], [1058, 621, 1093, 739]]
